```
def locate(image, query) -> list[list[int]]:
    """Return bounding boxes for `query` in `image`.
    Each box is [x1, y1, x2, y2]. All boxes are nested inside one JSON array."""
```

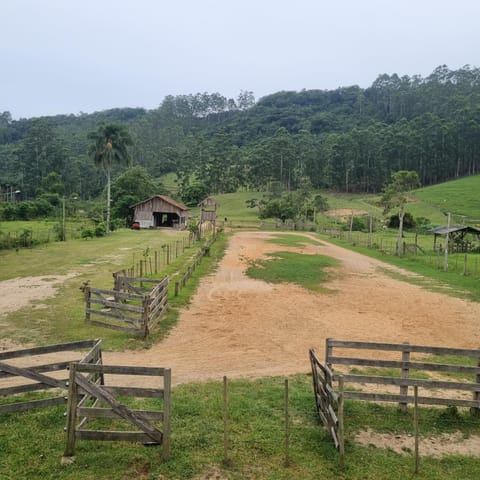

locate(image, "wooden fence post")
[[85, 287, 91, 323], [284, 378, 290, 468], [142, 296, 150, 338], [325, 337, 332, 367], [64, 362, 78, 458], [175, 282, 179, 297], [162, 368, 171, 461], [400, 342, 410, 413], [338, 375, 345, 470], [471, 353, 480, 417], [414, 386, 420, 474], [223, 376, 230, 466]]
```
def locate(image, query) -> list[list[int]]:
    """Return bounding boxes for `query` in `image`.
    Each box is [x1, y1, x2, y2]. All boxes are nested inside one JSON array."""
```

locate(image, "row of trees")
[[1, 65, 479, 224]]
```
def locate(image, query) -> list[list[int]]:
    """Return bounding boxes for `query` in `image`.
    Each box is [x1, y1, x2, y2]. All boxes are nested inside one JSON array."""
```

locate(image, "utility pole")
[[444, 212, 451, 272]]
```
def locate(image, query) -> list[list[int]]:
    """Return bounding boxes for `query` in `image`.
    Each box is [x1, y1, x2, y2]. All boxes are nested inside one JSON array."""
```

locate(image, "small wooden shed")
[[132, 195, 189, 229], [431, 225, 480, 252], [198, 196, 218, 224]]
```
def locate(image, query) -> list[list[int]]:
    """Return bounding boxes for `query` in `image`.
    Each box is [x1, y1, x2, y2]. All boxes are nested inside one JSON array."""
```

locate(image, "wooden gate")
[[309, 348, 345, 459], [64, 363, 171, 460]]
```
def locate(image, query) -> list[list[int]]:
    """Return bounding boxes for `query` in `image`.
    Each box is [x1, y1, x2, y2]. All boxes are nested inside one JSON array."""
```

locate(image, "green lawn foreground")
[[1, 375, 480, 480]]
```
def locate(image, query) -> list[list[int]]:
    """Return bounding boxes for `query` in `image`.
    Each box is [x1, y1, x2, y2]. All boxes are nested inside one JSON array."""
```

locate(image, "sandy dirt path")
[[103, 231, 480, 385]]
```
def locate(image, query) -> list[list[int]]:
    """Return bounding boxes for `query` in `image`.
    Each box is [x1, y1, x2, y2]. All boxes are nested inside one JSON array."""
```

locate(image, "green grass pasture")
[[0, 228, 218, 349], [1, 375, 480, 479], [245, 249, 338, 293]]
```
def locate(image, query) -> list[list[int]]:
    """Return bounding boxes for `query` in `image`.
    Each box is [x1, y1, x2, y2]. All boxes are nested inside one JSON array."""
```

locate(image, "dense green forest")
[[1, 65, 479, 219]]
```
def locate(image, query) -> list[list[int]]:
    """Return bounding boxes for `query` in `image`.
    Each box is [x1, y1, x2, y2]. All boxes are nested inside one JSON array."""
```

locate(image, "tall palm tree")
[[88, 123, 133, 233]]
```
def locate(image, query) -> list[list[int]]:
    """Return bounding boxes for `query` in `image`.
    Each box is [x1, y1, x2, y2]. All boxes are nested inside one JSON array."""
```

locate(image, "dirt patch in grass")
[[0, 274, 76, 317], [355, 428, 480, 458], [326, 208, 369, 219]]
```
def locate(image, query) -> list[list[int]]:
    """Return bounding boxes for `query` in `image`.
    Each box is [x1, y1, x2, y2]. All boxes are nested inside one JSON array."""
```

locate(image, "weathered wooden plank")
[[86, 307, 140, 324], [116, 284, 149, 296], [0, 361, 71, 379], [149, 298, 168, 320], [0, 396, 66, 414], [76, 430, 160, 443], [85, 319, 140, 334], [76, 364, 166, 376], [317, 407, 329, 428], [0, 361, 66, 389], [162, 368, 171, 460], [336, 374, 480, 392], [327, 339, 480, 357], [328, 356, 480, 375], [150, 277, 169, 291], [76, 394, 90, 409], [77, 407, 164, 421], [89, 287, 144, 302], [324, 382, 339, 403], [78, 339, 102, 364], [122, 276, 165, 285], [77, 385, 164, 399], [149, 292, 168, 310], [0, 339, 97, 361], [0, 382, 66, 396], [343, 391, 480, 408], [64, 363, 79, 457], [89, 298, 145, 313]]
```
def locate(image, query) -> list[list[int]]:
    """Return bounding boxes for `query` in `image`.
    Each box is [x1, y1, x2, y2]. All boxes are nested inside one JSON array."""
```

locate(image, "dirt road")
[[103, 231, 480, 385]]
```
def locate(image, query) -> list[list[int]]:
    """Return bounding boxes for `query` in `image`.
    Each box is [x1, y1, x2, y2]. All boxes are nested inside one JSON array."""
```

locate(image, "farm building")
[[198, 196, 218, 224], [431, 225, 480, 252], [131, 195, 190, 229]]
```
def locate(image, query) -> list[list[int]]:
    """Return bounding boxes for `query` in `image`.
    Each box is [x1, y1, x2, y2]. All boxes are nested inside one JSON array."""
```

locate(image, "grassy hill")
[[413, 175, 480, 224], [208, 175, 480, 228]]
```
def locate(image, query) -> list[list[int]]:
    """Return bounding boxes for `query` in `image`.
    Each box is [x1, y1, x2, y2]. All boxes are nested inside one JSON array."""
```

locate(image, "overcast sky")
[[1, 0, 479, 119]]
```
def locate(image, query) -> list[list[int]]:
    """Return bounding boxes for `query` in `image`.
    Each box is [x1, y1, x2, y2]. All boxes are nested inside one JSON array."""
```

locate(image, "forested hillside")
[[1, 65, 479, 207]]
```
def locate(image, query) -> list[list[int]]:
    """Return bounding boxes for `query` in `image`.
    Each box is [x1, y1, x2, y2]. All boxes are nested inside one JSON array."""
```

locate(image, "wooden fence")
[[0, 339, 102, 414], [174, 235, 217, 296], [325, 338, 480, 412], [125, 231, 199, 278], [311, 339, 480, 459], [64, 363, 171, 460], [85, 275, 168, 337]]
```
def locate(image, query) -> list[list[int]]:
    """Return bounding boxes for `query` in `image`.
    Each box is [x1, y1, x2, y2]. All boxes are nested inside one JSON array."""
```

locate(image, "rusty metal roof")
[[430, 225, 480, 235], [131, 195, 190, 211]]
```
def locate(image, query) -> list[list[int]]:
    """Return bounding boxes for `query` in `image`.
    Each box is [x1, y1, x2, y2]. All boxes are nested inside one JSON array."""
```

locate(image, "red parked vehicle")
[[131, 222, 140, 230]]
